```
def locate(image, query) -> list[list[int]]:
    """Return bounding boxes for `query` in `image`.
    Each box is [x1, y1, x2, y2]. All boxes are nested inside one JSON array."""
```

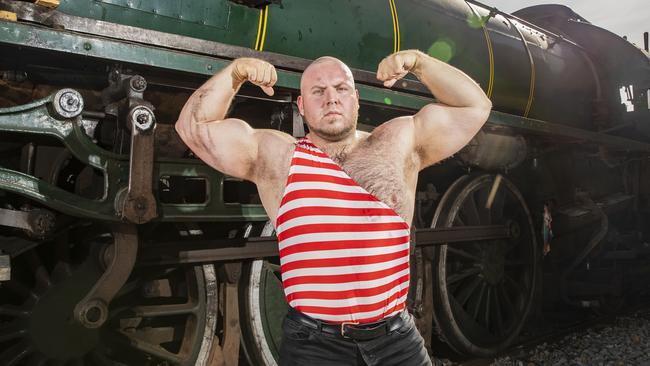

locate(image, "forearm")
[[411, 51, 491, 109]]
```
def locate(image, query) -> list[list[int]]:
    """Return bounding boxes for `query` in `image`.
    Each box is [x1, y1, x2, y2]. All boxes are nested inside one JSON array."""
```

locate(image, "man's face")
[[297, 60, 360, 141]]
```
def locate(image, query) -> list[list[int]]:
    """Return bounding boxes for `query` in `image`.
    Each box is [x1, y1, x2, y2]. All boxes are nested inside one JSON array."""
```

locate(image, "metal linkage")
[[0, 89, 267, 222], [0, 207, 56, 238], [138, 224, 512, 266], [560, 193, 611, 308], [103, 70, 158, 224], [0, 88, 126, 220], [119, 103, 157, 223], [73, 224, 138, 328]]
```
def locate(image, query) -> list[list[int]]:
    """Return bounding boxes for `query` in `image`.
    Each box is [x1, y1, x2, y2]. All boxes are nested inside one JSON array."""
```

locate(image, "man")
[[176, 50, 491, 365]]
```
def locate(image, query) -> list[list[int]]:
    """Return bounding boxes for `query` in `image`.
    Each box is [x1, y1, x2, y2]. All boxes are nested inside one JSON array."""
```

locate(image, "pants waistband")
[[286, 307, 409, 341]]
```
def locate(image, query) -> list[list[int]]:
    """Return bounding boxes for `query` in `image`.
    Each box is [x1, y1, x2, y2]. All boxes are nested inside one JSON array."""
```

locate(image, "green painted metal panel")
[[59, 0, 260, 47], [400, 0, 491, 88], [0, 20, 430, 111], [50, 0, 603, 129], [97, 0, 230, 28], [2, 20, 647, 149], [262, 0, 394, 71]]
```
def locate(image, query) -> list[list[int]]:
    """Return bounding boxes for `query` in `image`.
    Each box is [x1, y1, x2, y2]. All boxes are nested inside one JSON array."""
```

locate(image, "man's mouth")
[[324, 111, 342, 117]]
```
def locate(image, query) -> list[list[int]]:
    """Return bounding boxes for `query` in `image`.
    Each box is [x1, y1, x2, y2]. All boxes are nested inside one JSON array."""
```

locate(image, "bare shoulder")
[[253, 129, 296, 182], [366, 116, 416, 146], [256, 128, 296, 151]]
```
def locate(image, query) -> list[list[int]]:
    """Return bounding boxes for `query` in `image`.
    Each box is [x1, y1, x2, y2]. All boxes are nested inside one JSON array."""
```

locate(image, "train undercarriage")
[[2, 3, 650, 365]]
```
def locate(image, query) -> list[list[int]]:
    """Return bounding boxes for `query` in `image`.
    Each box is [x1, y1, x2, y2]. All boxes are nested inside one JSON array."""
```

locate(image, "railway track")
[[450, 296, 650, 366]]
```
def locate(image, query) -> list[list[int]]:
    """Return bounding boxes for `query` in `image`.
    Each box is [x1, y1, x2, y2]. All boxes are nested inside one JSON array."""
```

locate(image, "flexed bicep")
[[376, 50, 491, 169], [174, 57, 283, 181], [413, 103, 490, 169], [178, 118, 259, 180]]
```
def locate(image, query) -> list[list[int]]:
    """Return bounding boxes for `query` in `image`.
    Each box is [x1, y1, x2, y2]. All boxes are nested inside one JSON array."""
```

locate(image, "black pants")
[[279, 311, 432, 366]]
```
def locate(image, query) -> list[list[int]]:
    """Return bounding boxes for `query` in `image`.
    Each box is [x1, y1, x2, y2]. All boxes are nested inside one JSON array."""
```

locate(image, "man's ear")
[[297, 95, 305, 116]]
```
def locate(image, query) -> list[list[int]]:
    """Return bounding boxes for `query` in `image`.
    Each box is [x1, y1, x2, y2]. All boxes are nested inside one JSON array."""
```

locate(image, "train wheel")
[[239, 259, 287, 366], [0, 229, 218, 365], [430, 174, 538, 357], [239, 221, 285, 366]]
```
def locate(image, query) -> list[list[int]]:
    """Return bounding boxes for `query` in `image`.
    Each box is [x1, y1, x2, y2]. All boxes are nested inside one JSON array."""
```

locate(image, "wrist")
[[408, 50, 426, 78], [230, 60, 248, 87]]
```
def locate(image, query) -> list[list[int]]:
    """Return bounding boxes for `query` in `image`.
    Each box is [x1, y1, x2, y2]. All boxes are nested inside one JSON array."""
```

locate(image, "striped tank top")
[[275, 137, 411, 324]]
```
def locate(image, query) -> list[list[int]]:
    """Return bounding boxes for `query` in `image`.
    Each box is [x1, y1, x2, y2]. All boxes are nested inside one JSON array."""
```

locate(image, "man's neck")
[[307, 131, 359, 162]]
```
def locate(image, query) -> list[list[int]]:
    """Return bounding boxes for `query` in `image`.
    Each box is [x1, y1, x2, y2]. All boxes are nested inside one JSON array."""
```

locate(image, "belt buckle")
[[340, 321, 359, 338]]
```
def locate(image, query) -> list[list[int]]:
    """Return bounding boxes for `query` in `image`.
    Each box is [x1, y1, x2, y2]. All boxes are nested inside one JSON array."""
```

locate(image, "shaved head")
[[296, 56, 360, 142], [300, 56, 355, 93]]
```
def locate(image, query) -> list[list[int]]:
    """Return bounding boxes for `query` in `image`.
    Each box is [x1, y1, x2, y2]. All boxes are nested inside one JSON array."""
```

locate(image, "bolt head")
[[59, 92, 80, 112], [130, 76, 147, 92], [137, 114, 149, 124], [53, 89, 84, 119], [130, 106, 155, 131]]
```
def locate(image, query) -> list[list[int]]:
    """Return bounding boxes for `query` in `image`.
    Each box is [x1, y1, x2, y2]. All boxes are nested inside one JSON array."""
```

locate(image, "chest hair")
[[329, 138, 416, 220]]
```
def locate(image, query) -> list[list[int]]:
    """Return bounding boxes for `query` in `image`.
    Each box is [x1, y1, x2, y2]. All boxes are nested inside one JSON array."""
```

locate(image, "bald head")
[[300, 56, 355, 93], [296, 56, 360, 142]]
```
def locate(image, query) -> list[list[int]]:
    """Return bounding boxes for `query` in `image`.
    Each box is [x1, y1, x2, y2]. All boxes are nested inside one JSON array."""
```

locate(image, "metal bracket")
[[0, 253, 10, 281], [0, 207, 56, 238], [215, 224, 253, 365], [228, 0, 279, 9], [219, 279, 241, 366], [73, 224, 138, 328], [221, 262, 242, 284], [291, 102, 305, 138]]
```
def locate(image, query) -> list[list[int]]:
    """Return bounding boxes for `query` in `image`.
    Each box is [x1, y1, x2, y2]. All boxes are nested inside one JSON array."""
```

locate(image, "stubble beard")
[[307, 110, 358, 142]]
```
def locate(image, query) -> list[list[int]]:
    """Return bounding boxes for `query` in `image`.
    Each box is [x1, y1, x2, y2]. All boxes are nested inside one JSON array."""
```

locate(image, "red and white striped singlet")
[[275, 137, 411, 324]]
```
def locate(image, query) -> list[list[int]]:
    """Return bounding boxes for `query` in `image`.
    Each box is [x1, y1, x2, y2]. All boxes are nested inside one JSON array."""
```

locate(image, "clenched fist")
[[376, 50, 423, 88], [231, 58, 278, 96]]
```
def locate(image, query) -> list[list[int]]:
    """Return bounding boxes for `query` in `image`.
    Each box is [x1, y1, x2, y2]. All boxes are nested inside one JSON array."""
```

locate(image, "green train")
[[0, 0, 649, 364]]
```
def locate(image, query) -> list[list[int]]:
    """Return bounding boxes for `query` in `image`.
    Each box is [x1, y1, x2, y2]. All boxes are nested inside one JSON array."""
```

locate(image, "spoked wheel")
[[0, 228, 218, 365], [239, 260, 287, 366], [239, 223, 286, 366], [430, 174, 538, 357]]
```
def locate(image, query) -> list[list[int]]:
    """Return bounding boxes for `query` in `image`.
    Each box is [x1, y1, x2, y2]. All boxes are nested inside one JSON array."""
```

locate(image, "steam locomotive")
[[0, 0, 649, 364]]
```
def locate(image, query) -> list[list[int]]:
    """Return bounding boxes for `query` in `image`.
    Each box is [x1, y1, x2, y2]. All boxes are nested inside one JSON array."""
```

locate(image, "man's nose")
[[324, 88, 339, 105]]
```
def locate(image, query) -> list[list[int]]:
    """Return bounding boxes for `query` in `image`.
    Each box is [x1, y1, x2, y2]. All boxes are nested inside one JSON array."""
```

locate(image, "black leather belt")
[[286, 307, 410, 341]]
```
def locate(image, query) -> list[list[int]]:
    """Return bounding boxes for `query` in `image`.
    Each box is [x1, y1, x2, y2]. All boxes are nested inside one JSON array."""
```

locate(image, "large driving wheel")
[[0, 228, 218, 365], [430, 174, 538, 356], [239, 260, 287, 366], [239, 223, 286, 366]]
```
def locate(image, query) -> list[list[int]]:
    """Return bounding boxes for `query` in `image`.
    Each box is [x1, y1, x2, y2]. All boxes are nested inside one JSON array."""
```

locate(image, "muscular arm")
[[175, 58, 288, 182], [377, 50, 492, 169]]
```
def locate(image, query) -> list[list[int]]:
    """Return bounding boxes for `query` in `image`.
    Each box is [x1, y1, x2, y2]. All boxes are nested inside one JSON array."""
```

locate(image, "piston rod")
[[138, 224, 512, 266]]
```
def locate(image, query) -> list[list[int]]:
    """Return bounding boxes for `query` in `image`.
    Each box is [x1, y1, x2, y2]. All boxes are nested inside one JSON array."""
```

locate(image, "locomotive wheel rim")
[[0, 232, 218, 365], [430, 174, 538, 357], [240, 259, 288, 366]]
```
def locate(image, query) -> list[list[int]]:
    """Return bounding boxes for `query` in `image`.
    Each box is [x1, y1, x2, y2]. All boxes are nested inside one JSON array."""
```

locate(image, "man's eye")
[[337, 87, 348, 92], [313, 90, 323, 95]]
